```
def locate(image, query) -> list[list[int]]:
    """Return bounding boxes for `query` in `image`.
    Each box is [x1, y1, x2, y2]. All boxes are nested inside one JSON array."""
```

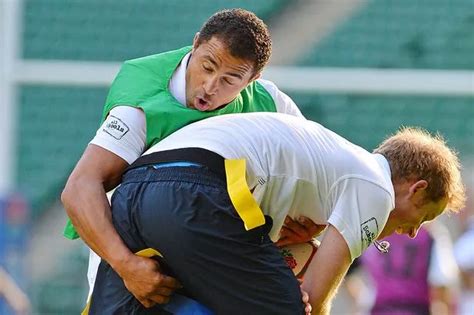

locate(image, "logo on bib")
[[361, 217, 379, 249], [103, 115, 129, 140]]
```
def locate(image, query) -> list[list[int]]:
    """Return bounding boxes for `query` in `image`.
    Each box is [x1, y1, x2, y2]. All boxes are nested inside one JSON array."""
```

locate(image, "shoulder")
[[256, 78, 278, 90], [332, 177, 393, 206], [124, 46, 192, 67], [256, 79, 303, 117], [255, 78, 283, 98]]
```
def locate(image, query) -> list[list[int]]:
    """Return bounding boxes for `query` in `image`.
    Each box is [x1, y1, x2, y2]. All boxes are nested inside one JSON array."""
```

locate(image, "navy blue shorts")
[[89, 165, 304, 315]]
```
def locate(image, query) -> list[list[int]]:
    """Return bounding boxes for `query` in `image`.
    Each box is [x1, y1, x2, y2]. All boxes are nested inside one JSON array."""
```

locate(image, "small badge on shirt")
[[103, 115, 129, 140], [361, 217, 379, 248]]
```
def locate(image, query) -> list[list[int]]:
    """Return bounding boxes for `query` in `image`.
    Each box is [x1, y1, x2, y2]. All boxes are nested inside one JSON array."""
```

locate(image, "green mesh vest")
[[63, 46, 277, 239]]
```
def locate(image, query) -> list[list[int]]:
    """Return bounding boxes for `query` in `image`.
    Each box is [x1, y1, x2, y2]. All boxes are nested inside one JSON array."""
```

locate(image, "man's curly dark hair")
[[197, 8, 272, 76]]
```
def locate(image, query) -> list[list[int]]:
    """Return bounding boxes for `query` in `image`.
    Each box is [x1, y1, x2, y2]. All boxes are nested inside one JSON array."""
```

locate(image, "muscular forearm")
[[303, 279, 334, 315], [61, 144, 135, 273], [61, 177, 134, 272], [62, 145, 180, 306], [62, 173, 180, 306], [302, 225, 351, 313]]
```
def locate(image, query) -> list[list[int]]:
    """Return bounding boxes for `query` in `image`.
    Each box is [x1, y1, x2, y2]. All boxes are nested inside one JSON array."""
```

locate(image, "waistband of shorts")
[[122, 164, 225, 188], [125, 148, 267, 231], [127, 148, 226, 181], [123, 148, 227, 186]]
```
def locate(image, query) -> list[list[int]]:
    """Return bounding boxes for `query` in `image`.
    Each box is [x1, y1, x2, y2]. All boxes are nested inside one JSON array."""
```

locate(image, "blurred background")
[[0, 0, 472, 314]]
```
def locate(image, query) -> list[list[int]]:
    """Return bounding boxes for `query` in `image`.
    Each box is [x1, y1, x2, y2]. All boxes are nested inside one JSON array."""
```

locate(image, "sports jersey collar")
[[168, 52, 191, 107]]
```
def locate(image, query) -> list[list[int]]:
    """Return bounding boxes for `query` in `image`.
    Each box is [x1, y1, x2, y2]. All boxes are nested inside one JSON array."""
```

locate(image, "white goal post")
[[264, 66, 474, 96], [14, 60, 474, 96]]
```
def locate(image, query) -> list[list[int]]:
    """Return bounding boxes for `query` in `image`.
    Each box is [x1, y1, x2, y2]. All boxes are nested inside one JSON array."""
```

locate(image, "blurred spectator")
[[0, 267, 30, 315], [348, 222, 459, 315], [454, 180, 474, 315], [454, 217, 474, 315]]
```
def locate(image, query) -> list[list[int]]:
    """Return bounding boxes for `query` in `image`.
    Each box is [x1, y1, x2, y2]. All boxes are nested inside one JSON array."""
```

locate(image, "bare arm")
[[0, 268, 31, 315], [62, 144, 128, 268], [61, 144, 179, 307], [301, 224, 352, 314], [430, 286, 456, 315]]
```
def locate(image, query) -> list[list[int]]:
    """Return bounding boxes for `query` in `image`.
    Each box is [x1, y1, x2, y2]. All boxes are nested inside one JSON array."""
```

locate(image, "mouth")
[[193, 96, 211, 111]]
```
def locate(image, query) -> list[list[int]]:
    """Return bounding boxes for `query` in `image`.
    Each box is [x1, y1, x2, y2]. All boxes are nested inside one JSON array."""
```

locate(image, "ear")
[[248, 72, 261, 83], [408, 180, 428, 197], [192, 32, 200, 50]]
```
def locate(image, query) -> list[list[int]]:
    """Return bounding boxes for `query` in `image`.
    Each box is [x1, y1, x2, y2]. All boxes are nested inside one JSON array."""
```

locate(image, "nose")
[[203, 75, 218, 95]]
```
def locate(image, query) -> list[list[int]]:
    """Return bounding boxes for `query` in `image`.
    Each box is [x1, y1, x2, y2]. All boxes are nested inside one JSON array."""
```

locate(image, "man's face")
[[378, 180, 447, 239], [185, 35, 259, 111]]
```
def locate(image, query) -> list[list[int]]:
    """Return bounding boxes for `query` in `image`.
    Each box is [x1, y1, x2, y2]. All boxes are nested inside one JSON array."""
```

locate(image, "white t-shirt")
[[90, 52, 303, 164], [143, 112, 395, 261]]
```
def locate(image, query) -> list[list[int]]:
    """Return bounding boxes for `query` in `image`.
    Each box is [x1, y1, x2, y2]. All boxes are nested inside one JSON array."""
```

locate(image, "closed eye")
[[223, 77, 235, 85], [203, 65, 213, 72]]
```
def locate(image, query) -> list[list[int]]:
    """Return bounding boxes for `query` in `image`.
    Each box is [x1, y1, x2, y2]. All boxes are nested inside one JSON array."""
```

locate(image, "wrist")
[[106, 248, 136, 276]]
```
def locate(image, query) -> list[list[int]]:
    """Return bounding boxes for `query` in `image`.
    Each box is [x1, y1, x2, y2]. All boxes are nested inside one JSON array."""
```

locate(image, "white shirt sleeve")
[[89, 106, 146, 164], [327, 177, 393, 261], [427, 223, 459, 287], [257, 79, 304, 118]]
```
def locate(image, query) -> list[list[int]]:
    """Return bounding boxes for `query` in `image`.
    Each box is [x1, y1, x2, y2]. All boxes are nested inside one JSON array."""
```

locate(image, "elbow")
[[61, 176, 81, 218], [61, 183, 71, 207]]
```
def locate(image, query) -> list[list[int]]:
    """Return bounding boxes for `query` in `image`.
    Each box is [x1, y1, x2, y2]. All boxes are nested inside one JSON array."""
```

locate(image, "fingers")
[[301, 289, 309, 303], [158, 274, 182, 290], [275, 237, 289, 247], [295, 216, 326, 237], [120, 256, 181, 307], [138, 274, 181, 306], [300, 286, 312, 314], [134, 288, 172, 307], [276, 216, 317, 246], [275, 229, 297, 247], [149, 294, 171, 305], [133, 277, 177, 307], [136, 297, 156, 308], [284, 216, 309, 238], [308, 222, 327, 237], [148, 285, 176, 297]]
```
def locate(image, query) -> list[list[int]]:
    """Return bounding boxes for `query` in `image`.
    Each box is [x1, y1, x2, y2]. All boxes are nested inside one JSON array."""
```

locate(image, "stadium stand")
[[290, 93, 474, 156], [31, 249, 88, 314], [23, 0, 288, 61], [292, 0, 473, 161], [17, 86, 107, 217], [298, 0, 474, 69]]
